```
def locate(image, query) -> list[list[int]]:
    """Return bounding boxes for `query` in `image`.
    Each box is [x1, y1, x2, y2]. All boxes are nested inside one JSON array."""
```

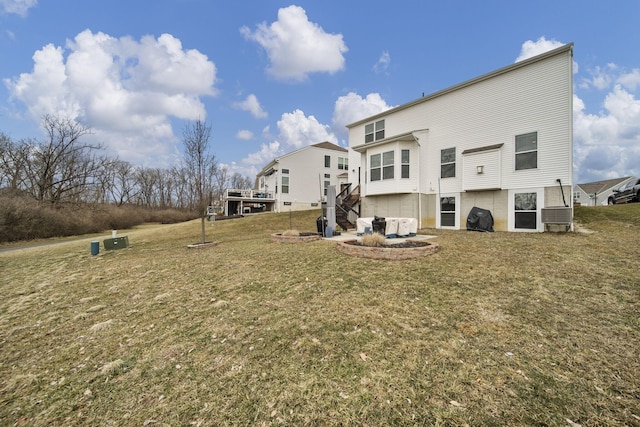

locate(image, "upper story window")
[[370, 150, 394, 182], [324, 155, 331, 168], [370, 153, 381, 181], [338, 157, 348, 170], [515, 132, 537, 170], [281, 176, 289, 194], [382, 151, 394, 179], [281, 168, 289, 174], [401, 149, 410, 179], [365, 119, 385, 143], [441, 147, 456, 178]]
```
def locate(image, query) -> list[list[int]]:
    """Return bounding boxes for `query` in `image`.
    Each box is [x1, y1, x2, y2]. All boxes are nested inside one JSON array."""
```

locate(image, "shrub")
[[0, 192, 198, 243], [361, 232, 386, 247]]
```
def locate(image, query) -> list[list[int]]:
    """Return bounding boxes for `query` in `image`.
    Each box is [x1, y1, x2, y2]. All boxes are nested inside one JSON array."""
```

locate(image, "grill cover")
[[466, 207, 494, 232]]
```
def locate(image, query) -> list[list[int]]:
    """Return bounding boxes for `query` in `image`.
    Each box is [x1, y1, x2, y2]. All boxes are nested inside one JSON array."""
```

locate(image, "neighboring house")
[[347, 43, 574, 232], [574, 177, 635, 206], [224, 142, 349, 215]]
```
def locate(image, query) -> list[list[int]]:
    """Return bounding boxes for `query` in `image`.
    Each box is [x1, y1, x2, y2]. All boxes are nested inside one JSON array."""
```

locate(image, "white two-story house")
[[347, 43, 574, 232], [255, 141, 349, 213]]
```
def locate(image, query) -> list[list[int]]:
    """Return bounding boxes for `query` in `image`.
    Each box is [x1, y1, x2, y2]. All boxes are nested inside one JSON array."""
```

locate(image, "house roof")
[[257, 141, 348, 176], [576, 177, 632, 195], [311, 141, 348, 152], [347, 43, 574, 128], [351, 130, 420, 153]]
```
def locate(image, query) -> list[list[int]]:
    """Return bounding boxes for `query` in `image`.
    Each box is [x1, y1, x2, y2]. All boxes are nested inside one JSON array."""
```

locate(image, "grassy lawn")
[[1, 206, 639, 426]]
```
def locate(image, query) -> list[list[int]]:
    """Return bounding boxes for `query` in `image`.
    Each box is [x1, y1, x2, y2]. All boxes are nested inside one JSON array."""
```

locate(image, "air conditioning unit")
[[541, 206, 573, 230]]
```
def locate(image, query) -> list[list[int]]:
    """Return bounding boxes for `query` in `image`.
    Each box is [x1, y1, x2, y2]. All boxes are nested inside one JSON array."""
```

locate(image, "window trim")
[[441, 147, 456, 178], [515, 132, 538, 171], [401, 149, 410, 179], [514, 192, 537, 229], [440, 196, 456, 227], [369, 150, 395, 182], [338, 156, 348, 170], [365, 119, 385, 143], [382, 151, 394, 180], [370, 153, 381, 182]]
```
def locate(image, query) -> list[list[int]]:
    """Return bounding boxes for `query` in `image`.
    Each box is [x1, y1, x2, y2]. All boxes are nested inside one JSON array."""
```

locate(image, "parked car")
[[608, 178, 640, 204]]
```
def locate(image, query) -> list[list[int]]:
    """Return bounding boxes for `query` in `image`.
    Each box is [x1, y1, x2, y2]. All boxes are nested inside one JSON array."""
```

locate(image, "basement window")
[[440, 197, 456, 227], [514, 192, 537, 229]]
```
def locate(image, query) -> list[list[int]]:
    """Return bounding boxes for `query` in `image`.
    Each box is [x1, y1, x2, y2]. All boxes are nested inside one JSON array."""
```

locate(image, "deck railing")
[[224, 189, 275, 200]]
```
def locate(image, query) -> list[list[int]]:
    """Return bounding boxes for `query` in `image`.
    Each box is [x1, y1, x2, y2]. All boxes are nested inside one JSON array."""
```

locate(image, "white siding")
[[256, 144, 348, 212], [348, 44, 573, 231], [462, 148, 501, 191]]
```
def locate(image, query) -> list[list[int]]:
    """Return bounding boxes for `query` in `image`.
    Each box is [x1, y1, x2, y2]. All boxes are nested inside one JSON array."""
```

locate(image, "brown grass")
[[1, 206, 639, 426]]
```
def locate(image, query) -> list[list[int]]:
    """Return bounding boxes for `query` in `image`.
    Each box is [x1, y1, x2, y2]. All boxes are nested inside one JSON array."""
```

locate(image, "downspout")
[[412, 132, 422, 229], [411, 130, 427, 229]]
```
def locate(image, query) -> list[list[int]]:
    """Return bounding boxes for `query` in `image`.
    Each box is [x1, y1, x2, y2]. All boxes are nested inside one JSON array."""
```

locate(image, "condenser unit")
[[541, 206, 573, 231]]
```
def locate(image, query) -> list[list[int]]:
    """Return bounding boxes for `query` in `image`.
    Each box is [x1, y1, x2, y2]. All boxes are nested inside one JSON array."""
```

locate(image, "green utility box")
[[103, 236, 129, 250]]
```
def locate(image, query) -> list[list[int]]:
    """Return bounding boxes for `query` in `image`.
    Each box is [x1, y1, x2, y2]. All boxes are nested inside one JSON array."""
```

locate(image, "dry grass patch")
[[360, 232, 386, 247], [1, 206, 639, 425]]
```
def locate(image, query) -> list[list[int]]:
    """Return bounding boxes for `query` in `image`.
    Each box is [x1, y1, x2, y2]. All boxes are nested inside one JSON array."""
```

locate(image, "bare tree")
[[0, 134, 28, 190], [182, 119, 216, 244], [20, 115, 106, 204], [170, 166, 190, 209], [135, 167, 160, 207], [100, 159, 138, 206], [212, 163, 229, 206], [229, 172, 253, 190]]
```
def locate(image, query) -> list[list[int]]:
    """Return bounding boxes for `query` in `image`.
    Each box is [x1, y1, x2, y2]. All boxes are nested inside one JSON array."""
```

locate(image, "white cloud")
[[4, 29, 217, 166], [240, 5, 348, 81], [238, 108, 339, 172], [515, 36, 565, 62], [373, 51, 391, 74], [618, 68, 640, 91], [233, 94, 267, 118], [236, 129, 254, 140], [276, 109, 338, 148], [1, 0, 37, 16], [579, 64, 617, 90], [573, 87, 640, 182], [332, 92, 394, 134], [243, 141, 282, 166]]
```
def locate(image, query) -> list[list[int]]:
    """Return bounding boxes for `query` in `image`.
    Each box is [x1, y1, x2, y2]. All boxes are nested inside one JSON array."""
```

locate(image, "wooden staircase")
[[335, 184, 360, 231]]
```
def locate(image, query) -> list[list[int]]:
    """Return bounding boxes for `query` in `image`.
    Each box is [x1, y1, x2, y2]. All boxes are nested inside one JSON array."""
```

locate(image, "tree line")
[[0, 115, 253, 211]]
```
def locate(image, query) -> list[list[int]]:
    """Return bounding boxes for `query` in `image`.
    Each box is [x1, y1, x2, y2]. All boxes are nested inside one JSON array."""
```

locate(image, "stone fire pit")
[[270, 232, 322, 243], [337, 239, 439, 260]]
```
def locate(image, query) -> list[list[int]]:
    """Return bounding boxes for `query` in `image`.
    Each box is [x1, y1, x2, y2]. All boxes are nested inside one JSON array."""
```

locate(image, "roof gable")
[[576, 177, 632, 195], [311, 141, 348, 152], [257, 141, 347, 176]]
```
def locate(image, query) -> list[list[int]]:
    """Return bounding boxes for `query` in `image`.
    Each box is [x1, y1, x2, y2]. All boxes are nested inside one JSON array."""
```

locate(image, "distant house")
[[347, 43, 574, 232], [574, 177, 635, 206], [223, 142, 349, 215]]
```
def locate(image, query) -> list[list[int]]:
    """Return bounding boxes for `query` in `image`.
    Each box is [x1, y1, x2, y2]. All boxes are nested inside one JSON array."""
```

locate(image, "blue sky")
[[1, 0, 639, 184]]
